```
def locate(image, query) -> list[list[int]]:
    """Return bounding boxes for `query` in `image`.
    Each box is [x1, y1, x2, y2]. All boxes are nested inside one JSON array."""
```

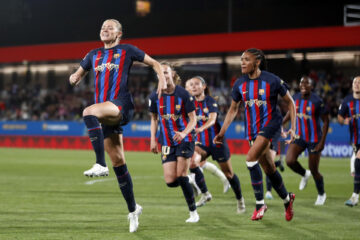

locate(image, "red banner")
[[0, 136, 249, 154]]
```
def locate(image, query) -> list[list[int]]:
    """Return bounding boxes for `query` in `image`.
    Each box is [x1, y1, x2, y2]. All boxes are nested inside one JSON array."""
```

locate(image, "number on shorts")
[[162, 146, 170, 155]]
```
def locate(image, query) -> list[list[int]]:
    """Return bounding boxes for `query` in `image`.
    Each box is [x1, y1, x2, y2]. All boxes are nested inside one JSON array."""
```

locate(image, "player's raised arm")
[[143, 54, 166, 98]]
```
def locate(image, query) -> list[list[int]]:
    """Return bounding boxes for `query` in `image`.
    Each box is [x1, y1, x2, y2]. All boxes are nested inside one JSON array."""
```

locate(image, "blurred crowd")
[[0, 69, 353, 122]]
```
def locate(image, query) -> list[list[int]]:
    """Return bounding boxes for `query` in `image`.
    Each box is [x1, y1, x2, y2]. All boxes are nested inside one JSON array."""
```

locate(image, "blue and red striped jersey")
[[338, 94, 360, 145], [293, 92, 327, 143], [80, 44, 145, 104], [149, 86, 196, 146], [194, 96, 221, 147], [232, 71, 288, 140]]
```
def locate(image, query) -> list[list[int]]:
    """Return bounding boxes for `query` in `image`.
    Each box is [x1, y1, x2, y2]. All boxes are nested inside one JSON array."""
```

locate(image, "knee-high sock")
[[178, 176, 196, 211], [266, 176, 272, 192], [83, 115, 106, 167], [228, 174, 242, 200], [202, 162, 228, 183], [113, 164, 136, 212], [355, 158, 360, 194], [267, 170, 288, 200], [288, 161, 306, 176], [246, 161, 264, 202], [190, 167, 208, 193], [314, 176, 325, 195]]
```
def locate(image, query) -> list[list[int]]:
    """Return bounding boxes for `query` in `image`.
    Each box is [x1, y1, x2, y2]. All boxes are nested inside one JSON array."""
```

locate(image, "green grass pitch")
[[0, 148, 359, 240]]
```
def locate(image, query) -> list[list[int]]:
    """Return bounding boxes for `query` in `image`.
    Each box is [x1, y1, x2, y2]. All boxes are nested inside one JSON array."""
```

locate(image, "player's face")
[[186, 78, 205, 96], [240, 52, 259, 74], [100, 20, 122, 43], [161, 65, 174, 86], [299, 77, 312, 95], [353, 77, 360, 92]]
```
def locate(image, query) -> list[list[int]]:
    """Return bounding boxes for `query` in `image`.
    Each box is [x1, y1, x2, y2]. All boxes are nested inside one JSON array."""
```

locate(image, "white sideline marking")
[[85, 178, 113, 185], [84, 176, 162, 185]]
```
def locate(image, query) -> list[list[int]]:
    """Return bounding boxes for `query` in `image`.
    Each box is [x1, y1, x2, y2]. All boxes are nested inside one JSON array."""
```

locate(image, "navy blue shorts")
[[293, 138, 320, 155], [197, 142, 230, 163], [258, 124, 279, 141], [102, 96, 134, 139], [161, 141, 195, 164], [270, 127, 281, 153]]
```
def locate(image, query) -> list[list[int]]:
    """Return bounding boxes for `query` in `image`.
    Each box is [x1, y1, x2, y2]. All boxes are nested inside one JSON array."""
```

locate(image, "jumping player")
[[283, 76, 329, 205], [69, 19, 166, 232], [185, 76, 245, 213], [214, 48, 296, 221], [149, 63, 199, 223], [338, 76, 360, 207]]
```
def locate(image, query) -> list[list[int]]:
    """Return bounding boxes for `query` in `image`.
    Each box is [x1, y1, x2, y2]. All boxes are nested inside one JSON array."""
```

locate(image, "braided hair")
[[244, 48, 267, 71]]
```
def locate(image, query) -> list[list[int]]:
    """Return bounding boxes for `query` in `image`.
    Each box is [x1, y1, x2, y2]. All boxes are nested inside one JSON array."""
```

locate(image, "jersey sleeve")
[[183, 91, 196, 114], [129, 45, 145, 62], [148, 92, 158, 113], [206, 97, 219, 113], [231, 80, 242, 102], [338, 100, 349, 117], [277, 78, 289, 97], [80, 51, 93, 71], [318, 98, 329, 115]]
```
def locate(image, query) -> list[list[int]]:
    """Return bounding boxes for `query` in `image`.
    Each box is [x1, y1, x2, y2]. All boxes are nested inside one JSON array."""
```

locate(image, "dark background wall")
[[0, 0, 353, 47]]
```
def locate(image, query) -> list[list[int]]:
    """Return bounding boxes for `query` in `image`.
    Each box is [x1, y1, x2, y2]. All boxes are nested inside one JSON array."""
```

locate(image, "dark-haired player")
[[149, 62, 199, 222], [214, 48, 296, 221], [69, 19, 166, 233], [185, 76, 245, 213], [284, 76, 329, 205]]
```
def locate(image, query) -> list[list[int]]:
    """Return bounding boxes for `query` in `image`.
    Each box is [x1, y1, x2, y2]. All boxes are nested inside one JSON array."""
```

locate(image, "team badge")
[[162, 155, 167, 161], [114, 53, 120, 59], [176, 104, 181, 110], [306, 106, 311, 112], [203, 108, 209, 113], [259, 89, 264, 95]]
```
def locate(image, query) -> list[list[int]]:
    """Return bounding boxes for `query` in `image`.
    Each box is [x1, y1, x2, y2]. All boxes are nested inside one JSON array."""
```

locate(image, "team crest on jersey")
[[176, 104, 181, 110], [259, 89, 265, 95], [113, 53, 120, 59], [203, 108, 209, 113], [306, 106, 311, 112]]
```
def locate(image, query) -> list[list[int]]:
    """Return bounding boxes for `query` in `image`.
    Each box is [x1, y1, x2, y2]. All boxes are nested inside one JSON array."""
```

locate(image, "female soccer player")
[[149, 63, 199, 223], [69, 19, 166, 233], [214, 48, 296, 221], [283, 76, 329, 205], [338, 76, 360, 207], [185, 76, 245, 213]]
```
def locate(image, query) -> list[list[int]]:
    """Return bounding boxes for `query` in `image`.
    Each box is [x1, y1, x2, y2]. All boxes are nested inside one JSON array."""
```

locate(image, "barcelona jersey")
[[149, 86, 196, 146], [293, 92, 327, 143], [80, 44, 145, 104], [338, 94, 360, 145], [232, 71, 288, 140], [194, 96, 221, 147]]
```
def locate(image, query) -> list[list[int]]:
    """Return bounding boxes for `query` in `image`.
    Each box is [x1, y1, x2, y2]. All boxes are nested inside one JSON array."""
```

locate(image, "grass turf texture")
[[0, 148, 359, 240]]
